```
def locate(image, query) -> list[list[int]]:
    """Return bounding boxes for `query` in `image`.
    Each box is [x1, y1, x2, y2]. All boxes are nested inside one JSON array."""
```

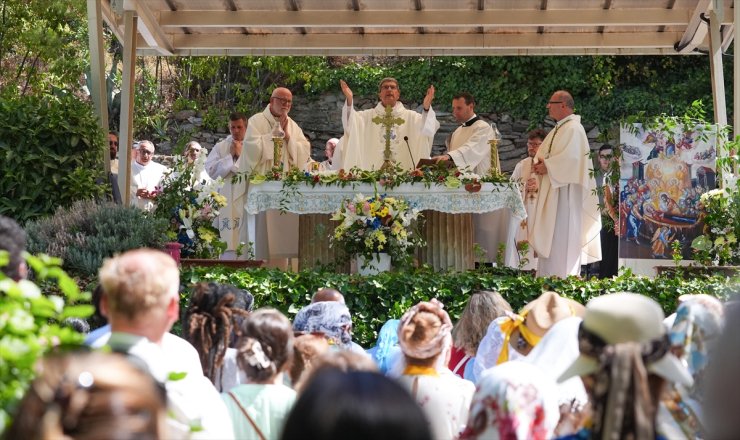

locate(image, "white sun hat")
[[558, 292, 693, 387]]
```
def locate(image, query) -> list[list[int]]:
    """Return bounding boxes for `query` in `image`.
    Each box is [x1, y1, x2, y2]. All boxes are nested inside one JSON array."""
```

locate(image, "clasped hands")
[[532, 160, 548, 175]]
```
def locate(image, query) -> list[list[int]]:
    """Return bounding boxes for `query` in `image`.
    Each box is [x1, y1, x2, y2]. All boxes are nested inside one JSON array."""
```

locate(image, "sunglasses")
[[109, 141, 118, 146]]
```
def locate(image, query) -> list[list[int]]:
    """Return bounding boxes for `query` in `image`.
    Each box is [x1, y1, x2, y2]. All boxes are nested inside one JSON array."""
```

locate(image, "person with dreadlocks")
[[183, 282, 254, 392], [222, 308, 296, 440]]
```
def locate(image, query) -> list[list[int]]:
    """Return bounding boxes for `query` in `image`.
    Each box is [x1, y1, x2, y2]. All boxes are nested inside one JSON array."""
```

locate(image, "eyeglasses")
[[527, 142, 542, 147], [272, 96, 292, 105], [139, 150, 154, 156], [109, 141, 118, 146], [599, 154, 613, 159], [381, 84, 398, 90]]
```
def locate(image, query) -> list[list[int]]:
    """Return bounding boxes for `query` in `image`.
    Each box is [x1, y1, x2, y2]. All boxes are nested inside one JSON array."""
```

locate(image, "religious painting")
[[618, 123, 718, 260]]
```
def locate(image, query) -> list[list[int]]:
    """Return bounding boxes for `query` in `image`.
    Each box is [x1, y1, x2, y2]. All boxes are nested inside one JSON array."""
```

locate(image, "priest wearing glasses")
[[339, 78, 440, 170], [530, 90, 601, 278]]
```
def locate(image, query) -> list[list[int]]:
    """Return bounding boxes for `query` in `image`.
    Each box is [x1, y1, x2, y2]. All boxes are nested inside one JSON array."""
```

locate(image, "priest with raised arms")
[[339, 78, 440, 170], [530, 90, 601, 278]]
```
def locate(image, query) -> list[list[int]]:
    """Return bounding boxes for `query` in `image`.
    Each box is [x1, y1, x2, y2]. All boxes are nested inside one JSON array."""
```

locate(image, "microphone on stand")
[[404, 136, 416, 168]]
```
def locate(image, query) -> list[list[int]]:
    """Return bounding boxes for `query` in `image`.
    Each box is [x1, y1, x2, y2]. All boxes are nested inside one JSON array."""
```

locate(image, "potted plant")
[[330, 193, 424, 275]]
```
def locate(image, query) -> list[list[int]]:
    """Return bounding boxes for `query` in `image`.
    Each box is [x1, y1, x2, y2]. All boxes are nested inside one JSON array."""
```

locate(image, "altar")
[[245, 181, 526, 271]]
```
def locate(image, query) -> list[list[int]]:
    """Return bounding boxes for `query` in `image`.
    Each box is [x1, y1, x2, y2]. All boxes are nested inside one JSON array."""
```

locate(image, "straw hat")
[[521, 291, 585, 337], [558, 293, 693, 386]]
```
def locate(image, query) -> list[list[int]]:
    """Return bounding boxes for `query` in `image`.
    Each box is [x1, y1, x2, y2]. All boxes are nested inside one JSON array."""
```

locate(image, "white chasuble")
[[529, 114, 601, 278], [236, 106, 312, 260], [341, 102, 440, 170]]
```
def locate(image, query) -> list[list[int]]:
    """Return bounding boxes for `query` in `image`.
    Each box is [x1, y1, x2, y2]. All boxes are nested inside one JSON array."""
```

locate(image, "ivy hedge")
[[180, 265, 738, 347]]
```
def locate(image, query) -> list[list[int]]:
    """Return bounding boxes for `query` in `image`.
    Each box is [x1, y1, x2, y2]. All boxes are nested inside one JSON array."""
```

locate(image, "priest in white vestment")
[[206, 113, 250, 259], [339, 78, 440, 170], [504, 129, 547, 270], [431, 92, 492, 175], [530, 90, 601, 278], [238, 87, 312, 261], [431, 92, 516, 267], [130, 140, 168, 212]]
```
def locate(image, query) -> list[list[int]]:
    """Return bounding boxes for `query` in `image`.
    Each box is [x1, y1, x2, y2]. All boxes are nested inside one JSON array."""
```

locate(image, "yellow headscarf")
[[496, 309, 543, 365]]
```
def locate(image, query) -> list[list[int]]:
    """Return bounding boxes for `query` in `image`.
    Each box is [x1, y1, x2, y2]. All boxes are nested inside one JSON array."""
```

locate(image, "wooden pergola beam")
[[158, 8, 733, 28]]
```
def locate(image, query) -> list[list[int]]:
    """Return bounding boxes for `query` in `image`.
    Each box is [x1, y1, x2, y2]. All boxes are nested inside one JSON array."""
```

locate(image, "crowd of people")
[[1, 213, 737, 438]]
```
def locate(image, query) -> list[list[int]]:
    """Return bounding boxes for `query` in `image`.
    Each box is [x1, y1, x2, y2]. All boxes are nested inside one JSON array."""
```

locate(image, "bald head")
[[312, 288, 345, 304], [269, 87, 293, 118], [547, 90, 575, 121]]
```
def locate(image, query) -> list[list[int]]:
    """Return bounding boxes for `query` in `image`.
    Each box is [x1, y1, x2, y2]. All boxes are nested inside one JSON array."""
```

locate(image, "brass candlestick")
[[489, 123, 502, 176]]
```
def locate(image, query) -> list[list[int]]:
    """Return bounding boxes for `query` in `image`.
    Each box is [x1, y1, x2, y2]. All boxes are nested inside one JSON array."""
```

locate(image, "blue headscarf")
[[366, 319, 401, 374]]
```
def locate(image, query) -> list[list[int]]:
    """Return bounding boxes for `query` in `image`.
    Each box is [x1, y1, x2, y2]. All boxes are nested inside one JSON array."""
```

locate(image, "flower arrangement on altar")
[[691, 183, 740, 265], [247, 162, 509, 191], [330, 193, 425, 267], [153, 154, 228, 259]]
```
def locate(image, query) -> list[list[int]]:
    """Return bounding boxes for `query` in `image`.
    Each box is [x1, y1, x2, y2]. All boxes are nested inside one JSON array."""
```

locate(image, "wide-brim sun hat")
[[521, 291, 586, 337], [558, 292, 693, 387]]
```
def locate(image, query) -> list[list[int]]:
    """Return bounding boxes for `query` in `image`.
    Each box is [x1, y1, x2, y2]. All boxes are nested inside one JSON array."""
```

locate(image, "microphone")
[[403, 136, 416, 168]]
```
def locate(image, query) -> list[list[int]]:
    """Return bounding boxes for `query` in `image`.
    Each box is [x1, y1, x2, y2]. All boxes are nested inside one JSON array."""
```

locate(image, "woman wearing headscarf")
[[396, 299, 475, 440], [557, 293, 693, 439], [292, 301, 363, 353], [473, 291, 584, 382], [657, 295, 723, 439], [366, 319, 401, 374], [460, 361, 560, 440]]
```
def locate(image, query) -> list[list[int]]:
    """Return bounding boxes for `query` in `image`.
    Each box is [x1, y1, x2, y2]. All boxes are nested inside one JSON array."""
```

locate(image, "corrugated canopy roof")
[[101, 0, 734, 56]]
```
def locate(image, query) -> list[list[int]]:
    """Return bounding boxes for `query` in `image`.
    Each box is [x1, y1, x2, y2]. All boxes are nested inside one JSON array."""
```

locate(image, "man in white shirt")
[[131, 140, 168, 211], [98, 248, 234, 440], [339, 78, 440, 170]]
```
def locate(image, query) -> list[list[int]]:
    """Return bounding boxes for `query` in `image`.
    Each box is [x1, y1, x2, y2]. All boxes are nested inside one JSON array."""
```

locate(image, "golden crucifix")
[[372, 105, 405, 170]]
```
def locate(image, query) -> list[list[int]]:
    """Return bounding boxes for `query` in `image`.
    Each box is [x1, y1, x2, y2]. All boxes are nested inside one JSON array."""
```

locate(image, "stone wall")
[[160, 92, 604, 173]]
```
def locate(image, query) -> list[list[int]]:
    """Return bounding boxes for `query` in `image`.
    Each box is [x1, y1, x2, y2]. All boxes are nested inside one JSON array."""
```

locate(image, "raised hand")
[[423, 84, 435, 111], [340, 79, 353, 105]]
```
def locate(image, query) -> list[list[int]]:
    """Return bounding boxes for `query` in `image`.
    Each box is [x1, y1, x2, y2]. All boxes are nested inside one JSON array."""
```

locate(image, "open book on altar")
[[416, 158, 455, 169]]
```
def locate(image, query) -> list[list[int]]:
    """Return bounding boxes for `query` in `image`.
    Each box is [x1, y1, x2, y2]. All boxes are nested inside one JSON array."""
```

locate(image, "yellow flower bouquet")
[[330, 193, 424, 269], [153, 154, 227, 258]]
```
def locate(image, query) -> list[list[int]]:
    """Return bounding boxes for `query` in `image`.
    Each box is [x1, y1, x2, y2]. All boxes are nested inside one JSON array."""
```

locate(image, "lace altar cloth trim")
[[246, 182, 525, 219]]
